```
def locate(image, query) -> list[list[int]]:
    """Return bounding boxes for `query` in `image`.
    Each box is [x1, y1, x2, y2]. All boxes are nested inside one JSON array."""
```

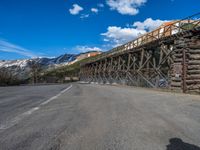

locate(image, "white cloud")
[[0, 39, 38, 58], [98, 3, 104, 8], [75, 46, 102, 52], [101, 26, 146, 47], [91, 8, 99, 13], [102, 18, 169, 47], [69, 4, 83, 15], [133, 18, 168, 31], [106, 0, 147, 15], [80, 14, 89, 19]]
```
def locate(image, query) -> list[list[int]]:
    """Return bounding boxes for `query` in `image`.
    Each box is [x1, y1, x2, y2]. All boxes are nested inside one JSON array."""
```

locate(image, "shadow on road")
[[166, 138, 200, 150]]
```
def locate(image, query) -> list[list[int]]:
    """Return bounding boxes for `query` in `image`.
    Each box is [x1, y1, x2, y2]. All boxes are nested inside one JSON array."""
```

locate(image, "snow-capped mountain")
[[0, 51, 101, 79], [0, 54, 75, 68], [0, 54, 76, 79]]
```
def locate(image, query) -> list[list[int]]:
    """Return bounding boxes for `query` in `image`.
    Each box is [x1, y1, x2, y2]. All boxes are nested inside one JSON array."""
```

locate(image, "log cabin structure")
[[80, 13, 200, 94]]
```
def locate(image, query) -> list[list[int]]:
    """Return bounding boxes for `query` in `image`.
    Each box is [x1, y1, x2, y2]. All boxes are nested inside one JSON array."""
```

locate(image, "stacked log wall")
[[171, 35, 200, 93], [186, 35, 200, 93]]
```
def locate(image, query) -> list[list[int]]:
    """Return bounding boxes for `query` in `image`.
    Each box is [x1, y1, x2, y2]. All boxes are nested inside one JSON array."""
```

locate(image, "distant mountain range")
[[0, 51, 101, 79]]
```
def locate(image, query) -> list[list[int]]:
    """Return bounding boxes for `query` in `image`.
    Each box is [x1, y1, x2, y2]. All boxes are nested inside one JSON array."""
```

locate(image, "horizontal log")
[[176, 45, 189, 49], [187, 70, 200, 74], [171, 82, 182, 87], [187, 91, 200, 94], [174, 59, 184, 62], [187, 84, 200, 87], [186, 75, 200, 80], [188, 65, 200, 70], [187, 43, 200, 49], [171, 77, 181, 81], [173, 53, 183, 57], [188, 61, 200, 65], [173, 49, 183, 53], [187, 85, 200, 90], [189, 55, 200, 60], [171, 74, 182, 78], [189, 49, 200, 54], [175, 38, 191, 43], [173, 48, 189, 53], [186, 80, 200, 84], [187, 88, 200, 91], [187, 68, 200, 71], [170, 87, 182, 91]]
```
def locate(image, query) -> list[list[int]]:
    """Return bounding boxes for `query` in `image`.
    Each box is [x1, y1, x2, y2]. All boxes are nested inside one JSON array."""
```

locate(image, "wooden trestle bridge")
[[80, 13, 200, 93]]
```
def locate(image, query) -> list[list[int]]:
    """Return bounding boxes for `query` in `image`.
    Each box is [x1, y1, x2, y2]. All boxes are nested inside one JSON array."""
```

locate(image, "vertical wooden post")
[[182, 48, 187, 93], [127, 53, 131, 70]]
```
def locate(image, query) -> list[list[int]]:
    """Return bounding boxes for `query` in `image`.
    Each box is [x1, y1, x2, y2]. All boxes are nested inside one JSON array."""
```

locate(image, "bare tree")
[[29, 61, 42, 84], [0, 68, 20, 86]]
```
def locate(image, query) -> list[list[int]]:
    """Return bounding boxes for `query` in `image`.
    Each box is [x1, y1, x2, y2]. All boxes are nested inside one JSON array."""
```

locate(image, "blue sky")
[[0, 0, 199, 60]]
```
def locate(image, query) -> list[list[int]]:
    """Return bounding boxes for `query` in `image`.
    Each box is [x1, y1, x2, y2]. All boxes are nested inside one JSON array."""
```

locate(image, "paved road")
[[0, 83, 200, 150]]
